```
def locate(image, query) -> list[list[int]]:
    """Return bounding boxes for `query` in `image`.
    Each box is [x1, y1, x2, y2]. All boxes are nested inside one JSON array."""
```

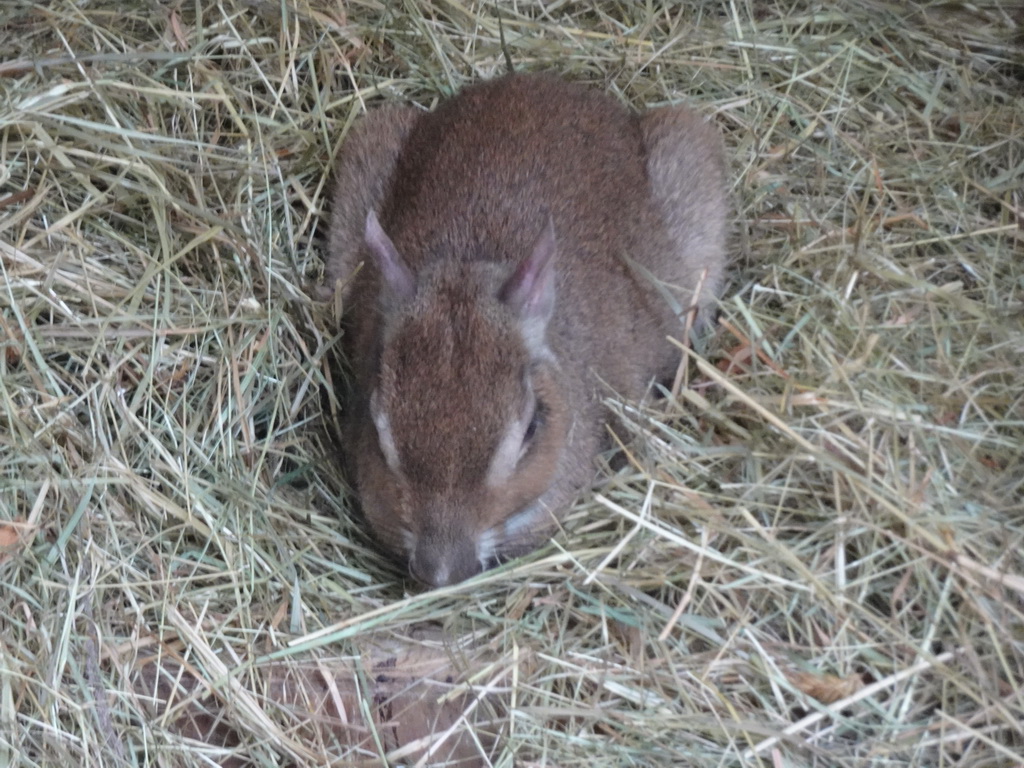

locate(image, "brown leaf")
[[134, 628, 505, 766], [0, 518, 32, 565], [786, 670, 865, 705]]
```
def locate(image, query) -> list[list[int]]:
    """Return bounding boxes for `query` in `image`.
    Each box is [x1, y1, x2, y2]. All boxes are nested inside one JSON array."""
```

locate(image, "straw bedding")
[[1, 1, 1022, 766]]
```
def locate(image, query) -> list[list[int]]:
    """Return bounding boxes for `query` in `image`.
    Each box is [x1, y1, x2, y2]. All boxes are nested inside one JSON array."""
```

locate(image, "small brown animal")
[[322, 74, 727, 586]]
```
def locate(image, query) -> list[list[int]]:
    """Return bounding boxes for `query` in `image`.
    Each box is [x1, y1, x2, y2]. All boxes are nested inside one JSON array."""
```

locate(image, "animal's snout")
[[408, 529, 481, 587]]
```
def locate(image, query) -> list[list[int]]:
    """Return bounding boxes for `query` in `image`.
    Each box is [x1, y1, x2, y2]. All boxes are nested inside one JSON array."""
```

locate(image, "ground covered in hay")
[[2, 1, 1023, 766]]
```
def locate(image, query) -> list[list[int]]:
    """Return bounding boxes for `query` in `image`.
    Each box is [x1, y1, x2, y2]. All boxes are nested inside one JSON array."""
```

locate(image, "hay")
[[2, 1, 1022, 766]]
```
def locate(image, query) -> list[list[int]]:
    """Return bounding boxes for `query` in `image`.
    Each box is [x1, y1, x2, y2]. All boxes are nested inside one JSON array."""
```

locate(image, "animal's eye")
[[522, 401, 544, 446]]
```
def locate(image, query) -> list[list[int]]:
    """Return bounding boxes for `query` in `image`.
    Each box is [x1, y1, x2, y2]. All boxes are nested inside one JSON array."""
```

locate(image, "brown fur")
[[323, 74, 728, 586]]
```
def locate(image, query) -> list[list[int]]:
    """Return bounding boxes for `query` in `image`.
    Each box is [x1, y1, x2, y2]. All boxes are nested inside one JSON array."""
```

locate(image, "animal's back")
[[378, 74, 676, 399]]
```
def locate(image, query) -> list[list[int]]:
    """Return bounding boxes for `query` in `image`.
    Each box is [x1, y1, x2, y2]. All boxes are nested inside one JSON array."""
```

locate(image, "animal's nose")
[[409, 535, 481, 587]]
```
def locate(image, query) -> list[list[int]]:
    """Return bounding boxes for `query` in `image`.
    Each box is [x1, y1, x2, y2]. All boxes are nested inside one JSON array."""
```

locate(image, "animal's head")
[[353, 212, 569, 586]]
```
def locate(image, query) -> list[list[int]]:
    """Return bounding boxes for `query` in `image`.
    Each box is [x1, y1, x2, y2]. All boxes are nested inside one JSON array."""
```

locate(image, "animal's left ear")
[[364, 209, 416, 302], [499, 217, 558, 345]]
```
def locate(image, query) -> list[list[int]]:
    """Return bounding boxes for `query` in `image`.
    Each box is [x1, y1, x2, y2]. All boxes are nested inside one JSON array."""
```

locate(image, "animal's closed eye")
[[520, 400, 545, 457]]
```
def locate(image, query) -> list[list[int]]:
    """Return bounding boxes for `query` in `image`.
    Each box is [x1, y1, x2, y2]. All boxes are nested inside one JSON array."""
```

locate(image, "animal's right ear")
[[499, 217, 558, 349], [365, 210, 415, 301]]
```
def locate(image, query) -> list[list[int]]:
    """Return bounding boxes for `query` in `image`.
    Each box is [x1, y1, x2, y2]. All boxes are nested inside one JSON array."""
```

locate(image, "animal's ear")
[[499, 217, 557, 345], [365, 210, 415, 301]]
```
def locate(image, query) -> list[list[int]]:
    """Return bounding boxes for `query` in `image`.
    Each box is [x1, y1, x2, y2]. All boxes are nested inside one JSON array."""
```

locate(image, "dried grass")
[[1, 1, 1023, 766]]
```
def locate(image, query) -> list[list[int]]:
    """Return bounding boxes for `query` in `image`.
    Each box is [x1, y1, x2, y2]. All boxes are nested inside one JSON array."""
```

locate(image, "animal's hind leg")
[[319, 105, 421, 302], [639, 105, 729, 329]]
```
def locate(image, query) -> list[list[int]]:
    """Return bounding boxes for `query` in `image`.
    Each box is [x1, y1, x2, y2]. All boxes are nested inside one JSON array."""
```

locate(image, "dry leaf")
[[134, 628, 504, 767], [786, 670, 865, 705], [0, 518, 32, 564]]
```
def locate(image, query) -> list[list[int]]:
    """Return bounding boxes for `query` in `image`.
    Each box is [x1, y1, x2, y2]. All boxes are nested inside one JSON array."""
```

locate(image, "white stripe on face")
[[484, 393, 535, 488], [370, 391, 402, 472], [502, 501, 548, 541]]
